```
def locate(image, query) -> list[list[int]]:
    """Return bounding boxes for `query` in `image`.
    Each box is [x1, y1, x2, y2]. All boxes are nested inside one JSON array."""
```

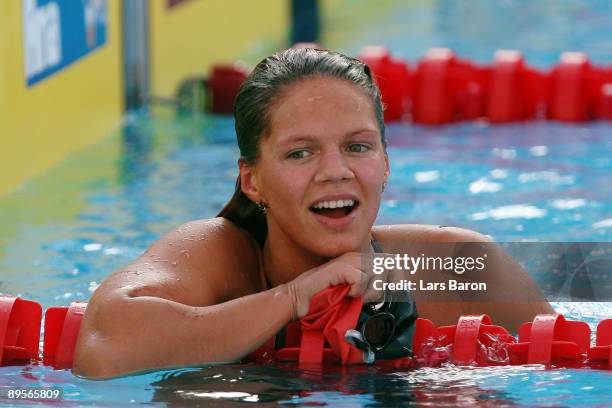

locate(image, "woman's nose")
[[313, 149, 355, 183]]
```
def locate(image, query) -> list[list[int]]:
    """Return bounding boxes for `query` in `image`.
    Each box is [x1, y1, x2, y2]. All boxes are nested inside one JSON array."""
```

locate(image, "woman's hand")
[[284, 252, 375, 319]]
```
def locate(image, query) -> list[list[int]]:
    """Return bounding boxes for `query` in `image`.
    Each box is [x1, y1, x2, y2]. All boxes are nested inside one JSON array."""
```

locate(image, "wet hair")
[[218, 48, 386, 245]]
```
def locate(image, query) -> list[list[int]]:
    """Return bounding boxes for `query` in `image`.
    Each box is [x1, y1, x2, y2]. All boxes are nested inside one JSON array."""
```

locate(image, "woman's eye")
[[287, 150, 312, 160], [348, 144, 370, 153]]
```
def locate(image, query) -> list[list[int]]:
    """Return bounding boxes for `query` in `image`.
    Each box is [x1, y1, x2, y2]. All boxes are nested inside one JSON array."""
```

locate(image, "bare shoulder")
[[95, 217, 263, 307], [372, 224, 492, 244]]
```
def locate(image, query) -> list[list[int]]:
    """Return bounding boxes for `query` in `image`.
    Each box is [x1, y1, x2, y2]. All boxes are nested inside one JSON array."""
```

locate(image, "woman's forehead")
[[266, 77, 379, 140]]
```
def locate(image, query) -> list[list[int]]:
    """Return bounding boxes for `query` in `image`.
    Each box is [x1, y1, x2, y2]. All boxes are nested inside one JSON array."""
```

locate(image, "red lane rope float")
[[599, 83, 612, 120], [358, 46, 412, 122], [206, 64, 250, 114], [587, 319, 612, 369], [508, 314, 591, 367], [408, 48, 490, 124], [412, 48, 457, 125], [548, 52, 591, 121], [547, 52, 612, 122], [43, 302, 87, 369], [359, 47, 612, 124], [411, 314, 516, 367], [0, 296, 41, 365], [451, 315, 513, 366], [195, 47, 612, 124], [487, 50, 547, 123], [1, 295, 611, 370]]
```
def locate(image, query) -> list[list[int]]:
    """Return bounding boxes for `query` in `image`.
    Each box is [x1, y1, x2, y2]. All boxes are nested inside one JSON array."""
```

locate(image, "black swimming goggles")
[[345, 291, 419, 363]]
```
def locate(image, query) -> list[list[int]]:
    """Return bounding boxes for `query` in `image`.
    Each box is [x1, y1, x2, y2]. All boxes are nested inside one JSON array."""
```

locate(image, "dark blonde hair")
[[218, 48, 386, 245]]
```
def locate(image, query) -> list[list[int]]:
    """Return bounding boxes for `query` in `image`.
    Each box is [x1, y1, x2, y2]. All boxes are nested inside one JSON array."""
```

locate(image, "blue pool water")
[[331, 0, 612, 68], [1, 0, 612, 406], [1, 114, 611, 407]]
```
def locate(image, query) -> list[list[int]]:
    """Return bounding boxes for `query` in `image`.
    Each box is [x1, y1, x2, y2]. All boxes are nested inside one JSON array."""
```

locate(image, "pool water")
[[2, 0, 612, 406], [383, 122, 612, 242], [0, 112, 610, 407], [329, 0, 612, 68]]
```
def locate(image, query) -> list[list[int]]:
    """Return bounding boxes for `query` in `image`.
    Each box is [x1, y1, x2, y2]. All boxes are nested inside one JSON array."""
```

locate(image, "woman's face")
[[242, 76, 389, 257]]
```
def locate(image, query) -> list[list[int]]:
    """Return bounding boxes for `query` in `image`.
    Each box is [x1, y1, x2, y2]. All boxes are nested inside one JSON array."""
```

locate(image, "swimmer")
[[73, 48, 554, 378]]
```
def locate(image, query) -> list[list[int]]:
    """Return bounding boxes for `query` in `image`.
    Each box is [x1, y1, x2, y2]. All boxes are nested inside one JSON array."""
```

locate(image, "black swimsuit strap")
[[370, 237, 383, 254]]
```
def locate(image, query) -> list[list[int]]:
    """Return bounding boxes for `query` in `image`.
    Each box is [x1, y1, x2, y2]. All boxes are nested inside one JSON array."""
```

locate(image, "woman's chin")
[[309, 236, 367, 258], [302, 220, 375, 257]]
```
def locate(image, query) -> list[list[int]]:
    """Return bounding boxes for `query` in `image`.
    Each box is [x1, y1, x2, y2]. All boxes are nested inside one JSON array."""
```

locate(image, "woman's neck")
[[262, 230, 328, 288], [261, 225, 376, 288]]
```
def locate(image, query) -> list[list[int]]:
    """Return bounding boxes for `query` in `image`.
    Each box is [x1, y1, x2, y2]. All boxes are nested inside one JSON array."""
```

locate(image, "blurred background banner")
[[22, 0, 108, 87], [1, 0, 288, 197]]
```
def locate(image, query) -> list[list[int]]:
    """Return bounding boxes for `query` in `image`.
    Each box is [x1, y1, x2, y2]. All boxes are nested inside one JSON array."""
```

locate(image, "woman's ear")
[[239, 159, 265, 203]]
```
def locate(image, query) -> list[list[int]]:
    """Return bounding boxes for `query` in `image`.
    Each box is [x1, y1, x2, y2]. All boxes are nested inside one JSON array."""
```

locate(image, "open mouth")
[[309, 199, 359, 219]]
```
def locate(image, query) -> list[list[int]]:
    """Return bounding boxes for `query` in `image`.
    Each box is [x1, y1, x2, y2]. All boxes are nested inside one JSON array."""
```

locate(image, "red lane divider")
[[487, 50, 547, 122], [0, 296, 41, 365], [43, 302, 87, 369], [2, 295, 611, 370], [412, 314, 516, 367], [359, 46, 612, 124], [358, 46, 412, 122], [207, 64, 250, 114], [548, 52, 612, 122], [189, 46, 612, 124], [508, 314, 591, 367], [412, 48, 456, 125], [360, 47, 490, 125], [548, 52, 591, 121], [452, 314, 515, 365], [587, 319, 612, 369]]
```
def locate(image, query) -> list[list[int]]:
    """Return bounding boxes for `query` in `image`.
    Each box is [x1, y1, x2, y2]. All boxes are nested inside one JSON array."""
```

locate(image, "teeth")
[[312, 199, 355, 209]]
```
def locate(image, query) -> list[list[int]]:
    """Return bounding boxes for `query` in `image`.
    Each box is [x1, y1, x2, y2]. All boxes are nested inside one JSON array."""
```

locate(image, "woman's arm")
[[373, 224, 555, 332], [73, 218, 282, 378], [73, 279, 294, 379], [449, 229, 556, 331], [73, 218, 370, 378]]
